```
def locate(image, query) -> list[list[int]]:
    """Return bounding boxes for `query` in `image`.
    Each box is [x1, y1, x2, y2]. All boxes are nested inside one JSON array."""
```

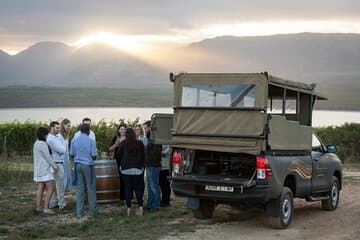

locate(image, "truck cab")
[[151, 72, 342, 229]]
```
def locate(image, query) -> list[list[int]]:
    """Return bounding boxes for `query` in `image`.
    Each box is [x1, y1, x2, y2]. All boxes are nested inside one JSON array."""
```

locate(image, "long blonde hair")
[[61, 118, 71, 139]]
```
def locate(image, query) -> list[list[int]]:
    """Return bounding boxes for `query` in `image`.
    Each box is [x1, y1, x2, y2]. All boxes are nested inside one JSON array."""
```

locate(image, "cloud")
[[0, 0, 360, 50]]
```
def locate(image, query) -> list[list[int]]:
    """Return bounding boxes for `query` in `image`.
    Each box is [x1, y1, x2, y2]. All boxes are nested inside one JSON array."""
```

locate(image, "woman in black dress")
[[115, 128, 145, 216]]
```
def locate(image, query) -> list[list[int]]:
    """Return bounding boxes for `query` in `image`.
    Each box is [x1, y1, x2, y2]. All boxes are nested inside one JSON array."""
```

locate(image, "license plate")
[[205, 185, 234, 192]]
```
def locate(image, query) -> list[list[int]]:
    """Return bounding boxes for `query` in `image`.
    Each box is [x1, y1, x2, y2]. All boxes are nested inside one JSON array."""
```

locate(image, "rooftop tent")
[[167, 72, 327, 154]]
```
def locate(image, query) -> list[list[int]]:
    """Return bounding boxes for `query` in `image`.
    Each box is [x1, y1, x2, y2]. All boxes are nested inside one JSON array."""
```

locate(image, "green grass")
[[0, 184, 195, 239], [2, 201, 193, 239], [0, 87, 173, 108], [1, 157, 359, 239], [0, 157, 199, 239], [0, 156, 33, 186]]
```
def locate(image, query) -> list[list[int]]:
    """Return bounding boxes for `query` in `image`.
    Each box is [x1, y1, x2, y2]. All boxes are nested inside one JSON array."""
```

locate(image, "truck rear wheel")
[[192, 199, 216, 219], [322, 176, 340, 211], [270, 187, 294, 229]]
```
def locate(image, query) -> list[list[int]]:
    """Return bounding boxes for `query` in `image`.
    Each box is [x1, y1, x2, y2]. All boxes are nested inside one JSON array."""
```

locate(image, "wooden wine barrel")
[[95, 159, 120, 203]]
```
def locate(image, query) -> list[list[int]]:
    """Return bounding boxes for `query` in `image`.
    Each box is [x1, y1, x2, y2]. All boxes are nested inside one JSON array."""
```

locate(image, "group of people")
[[110, 121, 171, 216], [33, 117, 171, 219]]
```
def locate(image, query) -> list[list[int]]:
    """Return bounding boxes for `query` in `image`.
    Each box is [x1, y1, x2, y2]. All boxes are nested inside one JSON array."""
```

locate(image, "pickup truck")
[[151, 72, 342, 229]]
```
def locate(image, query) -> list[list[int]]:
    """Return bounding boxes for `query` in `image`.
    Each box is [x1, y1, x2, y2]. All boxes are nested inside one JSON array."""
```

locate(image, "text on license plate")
[[205, 185, 234, 192]]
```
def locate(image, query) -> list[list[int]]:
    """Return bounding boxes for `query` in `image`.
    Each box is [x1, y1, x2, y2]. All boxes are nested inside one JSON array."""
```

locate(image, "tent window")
[[181, 84, 256, 108], [267, 85, 298, 119]]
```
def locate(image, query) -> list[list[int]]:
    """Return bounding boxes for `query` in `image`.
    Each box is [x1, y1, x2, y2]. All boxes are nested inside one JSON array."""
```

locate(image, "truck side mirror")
[[327, 145, 337, 153]]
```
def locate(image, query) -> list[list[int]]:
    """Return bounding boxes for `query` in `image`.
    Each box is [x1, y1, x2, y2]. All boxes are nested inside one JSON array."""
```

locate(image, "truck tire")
[[192, 199, 216, 219], [322, 176, 340, 211], [270, 187, 294, 229]]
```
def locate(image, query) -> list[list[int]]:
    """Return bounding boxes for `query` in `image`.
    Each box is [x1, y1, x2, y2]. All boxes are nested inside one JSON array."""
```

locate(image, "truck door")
[[150, 113, 173, 145], [311, 134, 330, 193]]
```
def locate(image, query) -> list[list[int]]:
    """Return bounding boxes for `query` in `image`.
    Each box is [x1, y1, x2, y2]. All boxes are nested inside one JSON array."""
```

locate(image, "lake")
[[0, 107, 359, 127]]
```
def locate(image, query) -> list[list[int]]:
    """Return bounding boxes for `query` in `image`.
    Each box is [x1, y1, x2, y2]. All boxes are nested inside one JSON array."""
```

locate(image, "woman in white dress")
[[60, 119, 72, 192], [33, 127, 58, 214]]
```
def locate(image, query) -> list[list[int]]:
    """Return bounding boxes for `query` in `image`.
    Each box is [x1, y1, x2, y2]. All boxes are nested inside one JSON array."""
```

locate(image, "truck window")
[[312, 134, 324, 152], [181, 84, 256, 108]]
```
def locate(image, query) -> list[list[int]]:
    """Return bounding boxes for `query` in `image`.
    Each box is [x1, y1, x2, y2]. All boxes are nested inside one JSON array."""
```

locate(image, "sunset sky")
[[1, 0, 359, 55]]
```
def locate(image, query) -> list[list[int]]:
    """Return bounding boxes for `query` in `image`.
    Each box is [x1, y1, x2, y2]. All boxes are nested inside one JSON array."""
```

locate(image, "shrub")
[[0, 118, 140, 156]]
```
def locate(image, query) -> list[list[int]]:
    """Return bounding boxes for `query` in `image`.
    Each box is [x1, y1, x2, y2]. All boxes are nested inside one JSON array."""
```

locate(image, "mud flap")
[[266, 198, 280, 217], [187, 197, 199, 210]]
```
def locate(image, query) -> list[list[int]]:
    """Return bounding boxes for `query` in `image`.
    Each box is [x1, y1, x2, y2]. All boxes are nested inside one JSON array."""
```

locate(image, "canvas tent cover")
[[169, 73, 323, 154]]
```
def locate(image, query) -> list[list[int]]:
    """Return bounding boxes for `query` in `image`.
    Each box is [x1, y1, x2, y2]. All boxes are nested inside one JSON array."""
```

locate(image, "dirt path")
[[163, 172, 360, 240]]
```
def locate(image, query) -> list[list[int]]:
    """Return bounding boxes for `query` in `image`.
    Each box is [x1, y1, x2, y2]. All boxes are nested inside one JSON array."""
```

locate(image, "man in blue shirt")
[[70, 124, 98, 219]]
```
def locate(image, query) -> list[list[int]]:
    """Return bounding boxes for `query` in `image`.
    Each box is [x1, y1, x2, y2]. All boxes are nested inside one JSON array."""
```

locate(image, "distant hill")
[[0, 33, 359, 109], [187, 33, 360, 79], [0, 42, 168, 88]]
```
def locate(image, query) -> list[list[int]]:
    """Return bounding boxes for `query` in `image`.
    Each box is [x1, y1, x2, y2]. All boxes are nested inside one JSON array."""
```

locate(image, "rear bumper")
[[170, 175, 272, 203]]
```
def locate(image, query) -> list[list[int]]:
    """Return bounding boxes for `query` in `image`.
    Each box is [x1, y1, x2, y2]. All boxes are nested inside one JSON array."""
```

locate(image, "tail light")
[[172, 151, 183, 176], [256, 156, 272, 180], [172, 150, 191, 176]]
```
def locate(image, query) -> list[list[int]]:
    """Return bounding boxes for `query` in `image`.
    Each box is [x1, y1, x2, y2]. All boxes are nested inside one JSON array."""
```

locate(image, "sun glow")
[[1, 47, 22, 55], [73, 31, 188, 55], [74, 32, 147, 53]]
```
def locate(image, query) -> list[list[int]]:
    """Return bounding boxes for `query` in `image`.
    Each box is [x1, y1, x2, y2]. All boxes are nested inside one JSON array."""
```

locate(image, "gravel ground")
[[163, 170, 360, 240]]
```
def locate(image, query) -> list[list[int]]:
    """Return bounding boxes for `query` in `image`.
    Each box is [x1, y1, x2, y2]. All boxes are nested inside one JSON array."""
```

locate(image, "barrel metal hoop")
[[97, 199, 120, 203], [95, 160, 116, 164], [95, 165, 117, 169], [96, 174, 119, 178], [96, 189, 121, 194]]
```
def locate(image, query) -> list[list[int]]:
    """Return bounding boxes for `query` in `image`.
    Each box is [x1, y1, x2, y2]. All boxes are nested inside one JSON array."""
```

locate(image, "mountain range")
[[0, 33, 359, 109], [0, 42, 167, 88]]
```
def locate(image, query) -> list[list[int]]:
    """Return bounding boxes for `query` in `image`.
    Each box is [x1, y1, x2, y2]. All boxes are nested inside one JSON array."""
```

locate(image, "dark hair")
[[80, 124, 90, 135], [50, 121, 60, 128], [82, 118, 91, 123], [125, 128, 138, 154], [37, 127, 49, 141], [143, 120, 151, 138], [143, 120, 151, 128], [117, 123, 127, 136]]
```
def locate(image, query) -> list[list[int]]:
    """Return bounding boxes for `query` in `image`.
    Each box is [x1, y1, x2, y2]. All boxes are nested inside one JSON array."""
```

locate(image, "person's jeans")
[[76, 164, 98, 217], [50, 163, 66, 209], [146, 166, 161, 209], [122, 173, 144, 208]]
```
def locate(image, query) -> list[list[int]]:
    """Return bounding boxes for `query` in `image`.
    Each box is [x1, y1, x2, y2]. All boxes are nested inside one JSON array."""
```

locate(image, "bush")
[[315, 123, 360, 163], [0, 119, 140, 156]]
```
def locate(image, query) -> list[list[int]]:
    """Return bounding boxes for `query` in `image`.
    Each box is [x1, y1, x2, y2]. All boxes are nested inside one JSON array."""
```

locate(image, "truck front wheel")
[[322, 176, 340, 210], [192, 199, 216, 219], [270, 187, 294, 229]]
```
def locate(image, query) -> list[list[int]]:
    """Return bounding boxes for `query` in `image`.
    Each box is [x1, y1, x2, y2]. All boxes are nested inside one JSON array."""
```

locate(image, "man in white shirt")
[[73, 118, 96, 142], [47, 121, 67, 209]]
